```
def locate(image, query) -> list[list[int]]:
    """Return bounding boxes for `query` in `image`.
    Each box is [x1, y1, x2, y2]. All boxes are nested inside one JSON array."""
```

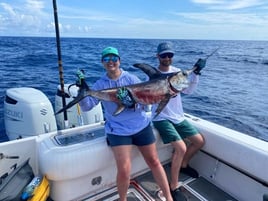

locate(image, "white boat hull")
[[1, 114, 268, 201], [37, 122, 173, 201], [187, 114, 268, 201]]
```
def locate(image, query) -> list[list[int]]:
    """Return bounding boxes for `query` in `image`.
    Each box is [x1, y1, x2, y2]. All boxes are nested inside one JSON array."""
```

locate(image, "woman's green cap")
[[102, 47, 120, 58]]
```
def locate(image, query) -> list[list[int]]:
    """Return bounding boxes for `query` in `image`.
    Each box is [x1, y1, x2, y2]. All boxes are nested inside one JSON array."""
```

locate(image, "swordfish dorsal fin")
[[133, 63, 178, 80], [133, 63, 162, 80]]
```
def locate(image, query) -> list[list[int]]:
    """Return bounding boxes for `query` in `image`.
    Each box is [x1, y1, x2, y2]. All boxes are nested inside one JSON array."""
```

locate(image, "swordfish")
[[55, 64, 198, 117]]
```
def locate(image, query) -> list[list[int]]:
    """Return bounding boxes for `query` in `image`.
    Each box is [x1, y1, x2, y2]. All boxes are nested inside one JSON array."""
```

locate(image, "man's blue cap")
[[157, 42, 174, 55]]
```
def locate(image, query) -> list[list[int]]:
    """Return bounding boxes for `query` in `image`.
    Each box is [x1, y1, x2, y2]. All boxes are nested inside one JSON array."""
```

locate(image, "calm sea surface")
[[1, 37, 268, 142]]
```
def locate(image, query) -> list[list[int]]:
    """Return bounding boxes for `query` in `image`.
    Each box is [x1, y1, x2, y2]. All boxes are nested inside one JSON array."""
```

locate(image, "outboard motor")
[[4, 87, 57, 140], [54, 84, 104, 129]]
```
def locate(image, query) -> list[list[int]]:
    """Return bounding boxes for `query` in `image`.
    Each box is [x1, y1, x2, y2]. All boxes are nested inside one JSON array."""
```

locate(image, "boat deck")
[[84, 163, 238, 201]]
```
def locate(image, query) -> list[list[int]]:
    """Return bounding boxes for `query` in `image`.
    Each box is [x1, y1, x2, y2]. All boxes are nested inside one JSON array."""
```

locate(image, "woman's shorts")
[[107, 124, 156, 147]]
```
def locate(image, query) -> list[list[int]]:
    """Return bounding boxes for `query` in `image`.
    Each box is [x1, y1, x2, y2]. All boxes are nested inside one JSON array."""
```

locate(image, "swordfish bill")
[[55, 64, 197, 117]]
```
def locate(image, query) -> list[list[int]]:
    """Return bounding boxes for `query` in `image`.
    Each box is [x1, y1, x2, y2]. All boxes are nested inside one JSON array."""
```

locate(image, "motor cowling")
[[4, 87, 57, 140]]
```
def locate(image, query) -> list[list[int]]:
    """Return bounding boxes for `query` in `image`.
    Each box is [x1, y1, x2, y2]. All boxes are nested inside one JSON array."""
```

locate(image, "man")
[[152, 42, 205, 201], [78, 47, 173, 201]]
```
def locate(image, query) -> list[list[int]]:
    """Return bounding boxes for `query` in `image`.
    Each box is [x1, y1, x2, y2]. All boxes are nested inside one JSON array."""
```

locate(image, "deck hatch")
[[84, 182, 154, 201], [54, 128, 105, 146], [186, 177, 238, 201]]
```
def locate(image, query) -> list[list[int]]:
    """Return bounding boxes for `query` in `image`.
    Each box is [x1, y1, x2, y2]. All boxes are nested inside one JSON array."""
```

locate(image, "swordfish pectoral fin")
[[55, 88, 90, 115], [113, 104, 126, 116], [153, 97, 171, 118]]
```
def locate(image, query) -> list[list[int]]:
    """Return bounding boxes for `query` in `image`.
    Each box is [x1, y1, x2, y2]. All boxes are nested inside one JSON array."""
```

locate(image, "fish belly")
[[128, 81, 170, 105]]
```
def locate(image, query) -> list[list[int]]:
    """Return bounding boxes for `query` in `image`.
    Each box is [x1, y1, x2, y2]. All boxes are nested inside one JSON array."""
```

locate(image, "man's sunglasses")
[[102, 56, 119, 63], [159, 53, 174, 59]]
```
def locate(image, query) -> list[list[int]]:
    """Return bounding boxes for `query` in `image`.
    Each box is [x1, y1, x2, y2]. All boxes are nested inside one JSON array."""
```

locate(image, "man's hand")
[[193, 59, 206, 75]]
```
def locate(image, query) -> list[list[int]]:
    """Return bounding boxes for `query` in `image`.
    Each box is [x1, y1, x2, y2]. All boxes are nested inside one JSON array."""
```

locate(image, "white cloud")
[[0, 0, 53, 35], [191, 0, 222, 4], [174, 12, 268, 26], [60, 14, 114, 22], [0, 0, 268, 40], [25, 0, 45, 14], [84, 26, 92, 32], [191, 0, 267, 10], [0, 3, 16, 16]]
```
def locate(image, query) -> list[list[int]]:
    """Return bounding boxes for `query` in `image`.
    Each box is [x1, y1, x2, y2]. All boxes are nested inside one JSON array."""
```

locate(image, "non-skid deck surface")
[[93, 183, 152, 201], [85, 163, 238, 201], [184, 177, 238, 201]]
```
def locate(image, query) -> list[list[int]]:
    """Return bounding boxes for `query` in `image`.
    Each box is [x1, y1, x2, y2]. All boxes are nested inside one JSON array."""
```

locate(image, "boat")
[[0, 84, 268, 201], [1, 1, 267, 200]]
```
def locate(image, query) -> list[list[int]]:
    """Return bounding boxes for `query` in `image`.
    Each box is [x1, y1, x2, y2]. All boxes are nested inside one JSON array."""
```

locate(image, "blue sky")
[[0, 0, 268, 40]]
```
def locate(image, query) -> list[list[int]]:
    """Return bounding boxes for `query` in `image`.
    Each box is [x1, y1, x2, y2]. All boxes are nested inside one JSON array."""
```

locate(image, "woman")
[[78, 46, 173, 201]]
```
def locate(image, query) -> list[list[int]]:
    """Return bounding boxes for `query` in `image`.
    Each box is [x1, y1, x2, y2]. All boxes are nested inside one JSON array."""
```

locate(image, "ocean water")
[[1, 36, 268, 142]]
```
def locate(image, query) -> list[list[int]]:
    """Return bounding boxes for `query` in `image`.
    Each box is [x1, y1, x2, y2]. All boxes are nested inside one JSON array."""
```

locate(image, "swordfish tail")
[[55, 88, 88, 115]]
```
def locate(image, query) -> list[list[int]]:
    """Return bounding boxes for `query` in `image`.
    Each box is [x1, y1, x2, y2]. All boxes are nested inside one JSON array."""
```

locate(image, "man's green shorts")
[[153, 119, 198, 144]]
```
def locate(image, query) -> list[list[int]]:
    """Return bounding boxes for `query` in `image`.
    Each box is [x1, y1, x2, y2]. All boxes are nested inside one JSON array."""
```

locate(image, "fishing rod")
[[191, 47, 219, 75], [205, 47, 220, 60], [52, 0, 68, 128]]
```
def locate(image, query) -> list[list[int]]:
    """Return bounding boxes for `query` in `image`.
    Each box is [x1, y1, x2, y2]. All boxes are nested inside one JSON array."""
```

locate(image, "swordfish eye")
[[169, 74, 189, 91]]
